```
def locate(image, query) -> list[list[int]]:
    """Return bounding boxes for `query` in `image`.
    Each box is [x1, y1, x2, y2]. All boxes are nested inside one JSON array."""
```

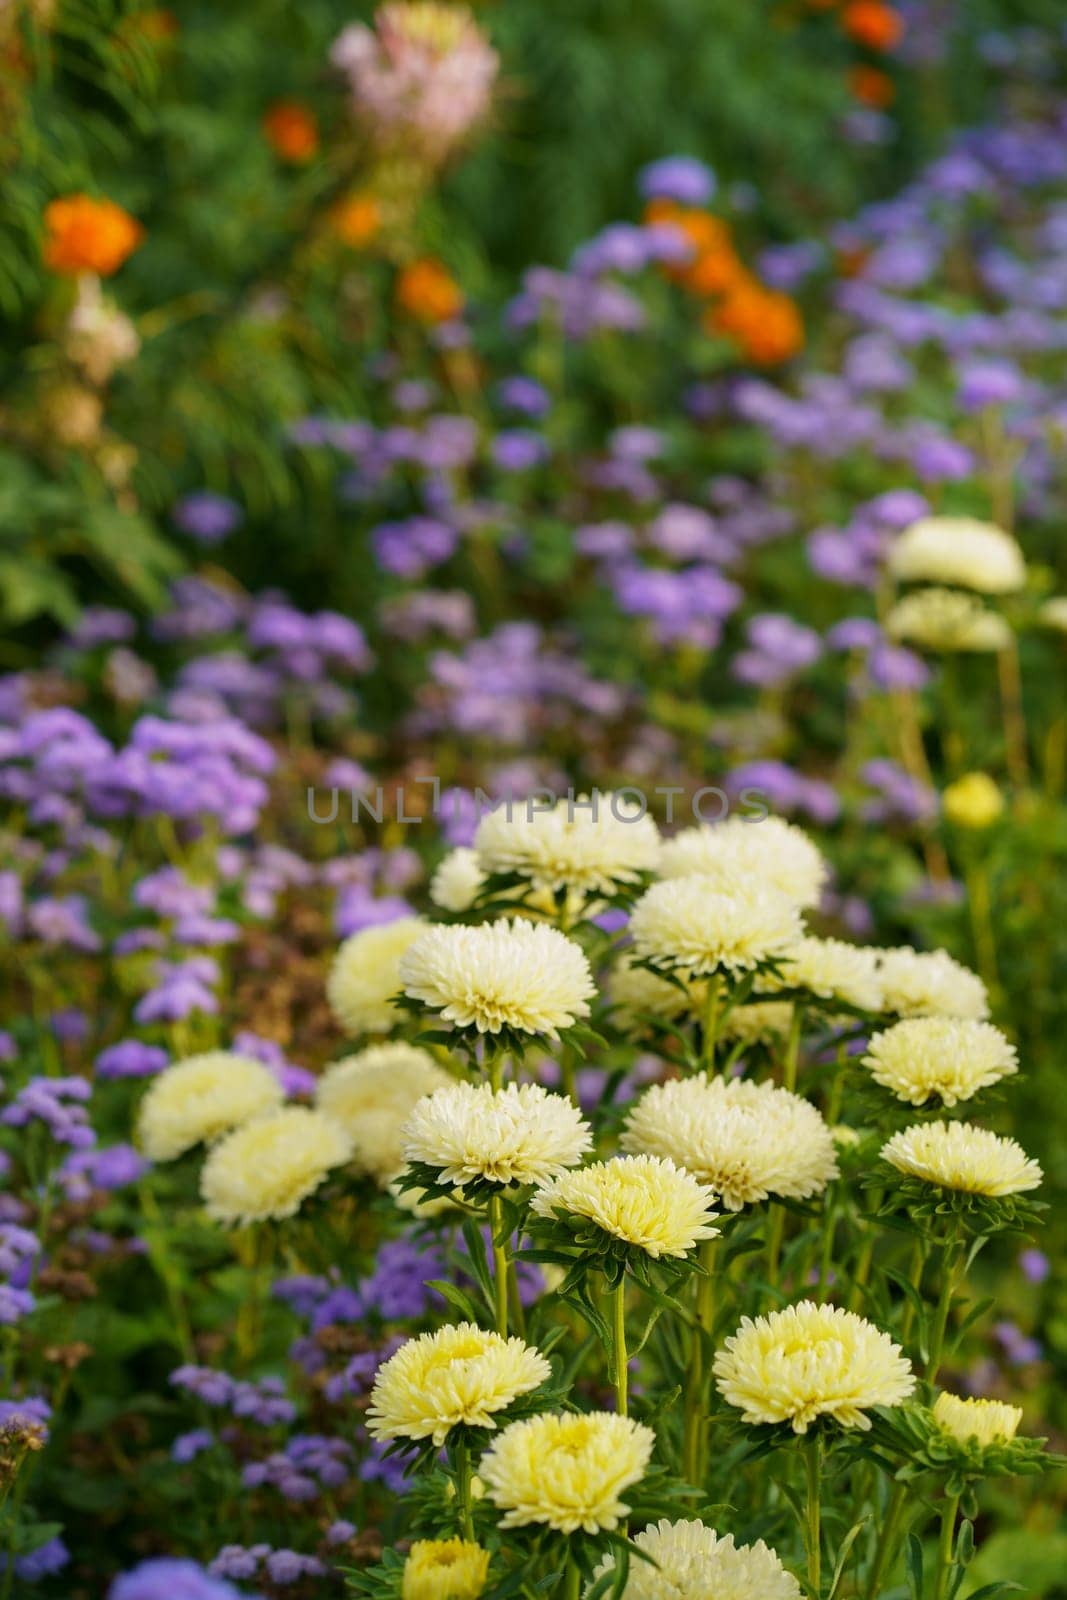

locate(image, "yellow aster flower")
[[629, 875, 802, 978], [399, 918, 596, 1039], [862, 1017, 1017, 1108], [942, 772, 1004, 830], [933, 1392, 1022, 1448], [589, 1518, 802, 1600], [877, 946, 989, 1020], [886, 587, 1012, 653], [530, 1153, 719, 1259], [474, 793, 661, 899], [367, 1323, 550, 1447], [480, 1411, 654, 1533], [720, 1000, 795, 1045], [402, 1080, 592, 1189], [315, 1042, 453, 1184], [608, 953, 705, 1025], [402, 1539, 489, 1600], [621, 1075, 838, 1211], [658, 816, 827, 909], [200, 1107, 351, 1225], [880, 1120, 1041, 1196], [327, 917, 425, 1036], [887, 516, 1026, 594], [714, 1301, 915, 1433], [137, 1052, 284, 1162]]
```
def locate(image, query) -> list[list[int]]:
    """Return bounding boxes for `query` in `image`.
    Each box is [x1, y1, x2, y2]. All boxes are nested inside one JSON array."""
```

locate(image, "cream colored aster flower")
[[402, 1080, 592, 1189], [200, 1107, 351, 1225], [1038, 595, 1067, 633], [659, 816, 827, 910], [933, 1392, 1022, 1448], [862, 1017, 1017, 1108], [474, 794, 660, 899], [877, 946, 989, 1020], [327, 917, 425, 1035], [886, 587, 1012, 652], [589, 1519, 802, 1600], [314, 1043, 453, 1184], [402, 1538, 489, 1600], [621, 1075, 838, 1212], [608, 953, 704, 1025], [430, 848, 487, 914], [480, 1411, 654, 1533], [887, 516, 1026, 595], [720, 1000, 795, 1046], [367, 1323, 551, 1447], [137, 1052, 284, 1163], [399, 918, 595, 1039], [880, 1120, 1041, 1196], [629, 875, 802, 978], [764, 937, 883, 1012], [714, 1301, 915, 1433], [530, 1153, 719, 1260]]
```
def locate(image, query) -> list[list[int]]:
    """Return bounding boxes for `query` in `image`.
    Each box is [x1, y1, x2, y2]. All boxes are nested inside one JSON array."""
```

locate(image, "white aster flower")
[[327, 917, 425, 1036], [399, 917, 596, 1039], [137, 1052, 284, 1163], [763, 937, 883, 1012], [886, 587, 1012, 652], [714, 1301, 915, 1433], [877, 947, 989, 1020], [608, 954, 705, 1025], [887, 516, 1026, 594], [430, 848, 487, 913], [720, 1000, 796, 1046], [314, 1043, 453, 1183], [629, 875, 802, 978], [402, 1080, 592, 1189], [933, 1392, 1022, 1448], [589, 1518, 802, 1600], [621, 1074, 838, 1211], [200, 1107, 352, 1225], [880, 1120, 1042, 1197], [862, 1017, 1017, 1107], [659, 816, 827, 909], [474, 794, 660, 900], [531, 1153, 719, 1260]]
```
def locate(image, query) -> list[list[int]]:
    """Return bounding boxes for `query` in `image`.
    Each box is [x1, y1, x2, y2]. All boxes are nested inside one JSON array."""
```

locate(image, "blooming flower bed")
[[2, 3, 1066, 1597]]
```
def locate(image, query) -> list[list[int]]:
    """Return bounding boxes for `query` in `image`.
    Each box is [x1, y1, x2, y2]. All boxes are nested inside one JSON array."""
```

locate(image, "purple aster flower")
[[638, 154, 715, 205], [173, 493, 244, 545], [110, 1558, 250, 1600], [0, 1285, 36, 1324], [67, 606, 136, 649], [2, 1535, 69, 1582], [1019, 1248, 1050, 1284], [172, 1428, 215, 1464], [491, 429, 548, 472], [496, 376, 550, 418], [957, 359, 1027, 411], [868, 642, 931, 692], [325, 1520, 355, 1546]]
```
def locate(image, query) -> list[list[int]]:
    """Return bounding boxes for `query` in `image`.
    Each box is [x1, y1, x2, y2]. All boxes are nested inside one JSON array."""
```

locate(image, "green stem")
[[766, 1203, 786, 1290], [931, 1492, 961, 1600], [453, 1436, 474, 1541], [926, 1234, 963, 1385], [848, 1189, 882, 1313], [864, 1480, 908, 1600], [489, 1194, 509, 1337], [682, 1237, 718, 1483], [702, 973, 722, 1069], [612, 1278, 628, 1416], [783, 1001, 805, 1093], [805, 1434, 823, 1597], [561, 1558, 581, 1600]]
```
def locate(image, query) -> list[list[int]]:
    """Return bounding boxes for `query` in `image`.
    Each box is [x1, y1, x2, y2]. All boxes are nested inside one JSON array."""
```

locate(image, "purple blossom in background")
[[2, 1076, 94, 1149], [1019, 1248, 1050, 1283], [94, 1040, 170, 1081], [110, 1559, 251, 1600], [172, 1428, 215, 1463], [173, 493, 244, 545], [638, 154, 715, 205], [0, 1285, 35, 1324], [373, 516, 457, 579], [957, 359, 1027, 411], [491, 429, 549, 472], [1, 1535, 70, 1583], [496, 375, 550, 417]]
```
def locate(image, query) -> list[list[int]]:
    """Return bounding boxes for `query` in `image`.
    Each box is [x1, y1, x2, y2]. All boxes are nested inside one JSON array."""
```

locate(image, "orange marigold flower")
[[683, 243, 747, 297], [332, 193, 382, 249], [645, 200, 732, 278], [708, 282, 805, 366], [396, 258, 464, 324], [43, 195, 144, 278], [263, 101, 319, 163], [841, 0, 903, 52], [848, 64, 896, 106]]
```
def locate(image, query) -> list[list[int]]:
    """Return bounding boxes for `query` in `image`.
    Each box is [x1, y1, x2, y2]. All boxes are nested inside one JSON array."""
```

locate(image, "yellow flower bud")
[[942, 772, 1004, 830]]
